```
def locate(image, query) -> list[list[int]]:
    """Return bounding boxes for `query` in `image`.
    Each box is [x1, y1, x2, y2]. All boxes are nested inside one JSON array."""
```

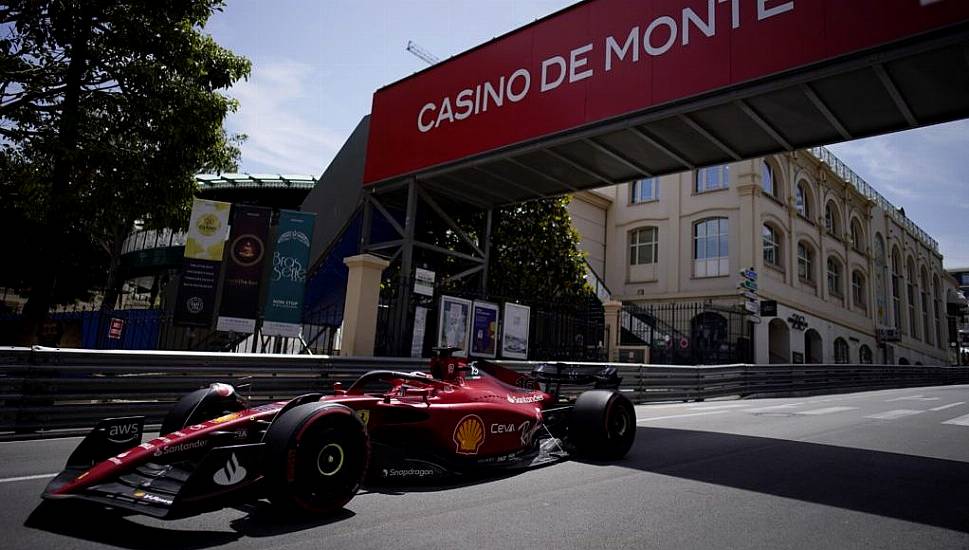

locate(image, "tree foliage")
[[0, 1, 250, 328]]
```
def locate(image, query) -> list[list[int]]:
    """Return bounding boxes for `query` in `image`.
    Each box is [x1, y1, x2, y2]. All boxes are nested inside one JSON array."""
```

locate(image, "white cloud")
[[223, 58, 346, 175]]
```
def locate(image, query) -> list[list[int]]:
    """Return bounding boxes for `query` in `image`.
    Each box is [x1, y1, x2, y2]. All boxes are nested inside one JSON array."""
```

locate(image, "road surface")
[[2, 384, 968, 549]]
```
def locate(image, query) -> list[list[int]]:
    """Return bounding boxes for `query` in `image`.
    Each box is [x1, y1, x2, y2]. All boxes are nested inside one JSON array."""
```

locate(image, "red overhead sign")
[[363, 0, 969, 185]]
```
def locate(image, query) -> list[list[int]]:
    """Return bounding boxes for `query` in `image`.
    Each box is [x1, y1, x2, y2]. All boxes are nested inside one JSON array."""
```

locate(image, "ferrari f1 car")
[[42, 350, 636, 519]]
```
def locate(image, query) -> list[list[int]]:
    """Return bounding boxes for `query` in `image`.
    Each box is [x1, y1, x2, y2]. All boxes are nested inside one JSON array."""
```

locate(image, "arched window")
[[761, 161, 776, 198], [795, 181, 812, 218], [934, 275, 944, 349], [798, 242, 815, 282], [631, 178, 659, 204], [920, 267, 931, 346], [899, 357, 910, 365], [824, 201, 841, 236], [891, 248, 902, 330], [762, 224, 781, 268], [696, 164, 729, 193], [851, 270, 866, 309], [629, 227, 659, 265], [694, 218, 729, 277], [827, 257, 843, 297], [907, 258, 918, 339], [834, 337, 850, 364], [859, 345, 873, 364], [850, 218, 865, 252]]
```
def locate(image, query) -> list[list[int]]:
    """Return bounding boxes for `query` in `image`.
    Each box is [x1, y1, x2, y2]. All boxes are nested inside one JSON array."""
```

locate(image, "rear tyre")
[[569, 390, 636, 460], [160, 384, 245, 435], [264, 403, 369, 515]]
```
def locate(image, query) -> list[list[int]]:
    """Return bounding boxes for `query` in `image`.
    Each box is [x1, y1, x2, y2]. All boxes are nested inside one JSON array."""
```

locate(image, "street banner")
[[437, 295, 472, 357], [501, 303, 530, 360], [174, 198, 231, 327], [262, 210, 317, 337], [470, 301, 499, 359], [216, 205, 272, 333]]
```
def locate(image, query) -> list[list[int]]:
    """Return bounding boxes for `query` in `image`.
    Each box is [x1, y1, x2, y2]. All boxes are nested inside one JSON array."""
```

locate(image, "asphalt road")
[[3, 385, 968, 550]]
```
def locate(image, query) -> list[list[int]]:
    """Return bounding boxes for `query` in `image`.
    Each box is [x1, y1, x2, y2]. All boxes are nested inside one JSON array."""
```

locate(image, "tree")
[[0, 1, 250, 342]]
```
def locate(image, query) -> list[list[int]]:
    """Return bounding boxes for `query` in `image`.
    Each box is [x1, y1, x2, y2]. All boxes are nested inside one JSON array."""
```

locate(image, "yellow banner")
[[183, 198, 231, 261]]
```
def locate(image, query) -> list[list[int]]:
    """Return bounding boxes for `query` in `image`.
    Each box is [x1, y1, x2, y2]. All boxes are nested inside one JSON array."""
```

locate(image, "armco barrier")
[[1, 347, 967, 433]]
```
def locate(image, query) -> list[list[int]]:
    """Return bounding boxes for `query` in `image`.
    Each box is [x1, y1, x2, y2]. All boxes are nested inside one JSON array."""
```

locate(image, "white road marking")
[[942, 413, 969, 427], [930, 402, 965, 412], [796, 407, 858, 416], [685, 404, 750, 411], [0, 473, 57, 484], [637, 410, 732, 423], [887, 395, 940, 402], [865, 409, 925, 420], [746, 403, 805, 413]]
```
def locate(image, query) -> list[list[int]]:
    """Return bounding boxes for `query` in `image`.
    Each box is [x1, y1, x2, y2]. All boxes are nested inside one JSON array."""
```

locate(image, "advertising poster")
[[437, 295, 472, 357], [262, 210, 316, 337], [413, 268, 436, 297], [501, 302, 530, 359], [470, 301, 499, 359], [411, 306, 428, 358], [174, 198, 231, 327], [216, 205, 272, 333]]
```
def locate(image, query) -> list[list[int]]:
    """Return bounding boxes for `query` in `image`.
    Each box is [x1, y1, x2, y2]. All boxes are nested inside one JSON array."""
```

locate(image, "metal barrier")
[[2, 347, 967, 434]]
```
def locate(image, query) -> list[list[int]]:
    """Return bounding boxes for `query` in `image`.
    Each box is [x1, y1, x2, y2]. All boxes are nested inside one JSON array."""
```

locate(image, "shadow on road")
[[24, 501, 242, 549], [622, 427, 969, 533]]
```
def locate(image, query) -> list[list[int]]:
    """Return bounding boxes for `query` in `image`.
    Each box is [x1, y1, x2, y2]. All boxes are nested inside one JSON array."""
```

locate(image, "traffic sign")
[[739, 279, 758, 292], [748, 314, 762, 324], [744, 300, 760, 314], [739, 268, 758, 281], [741, 290, 758, 301], [679, 337, 689, 350]]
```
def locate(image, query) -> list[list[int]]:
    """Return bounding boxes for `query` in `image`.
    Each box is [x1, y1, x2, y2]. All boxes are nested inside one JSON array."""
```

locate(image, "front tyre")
[[570, 390, 636, 460], [264, 403, 369, 515]]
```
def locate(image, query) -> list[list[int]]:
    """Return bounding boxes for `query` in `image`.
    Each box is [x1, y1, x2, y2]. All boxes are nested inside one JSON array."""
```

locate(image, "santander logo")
[[212, 453, 247, 486]]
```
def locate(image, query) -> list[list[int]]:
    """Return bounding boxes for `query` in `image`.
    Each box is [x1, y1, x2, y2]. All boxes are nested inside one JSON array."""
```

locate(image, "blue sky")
[[206, 0, 968, 269]]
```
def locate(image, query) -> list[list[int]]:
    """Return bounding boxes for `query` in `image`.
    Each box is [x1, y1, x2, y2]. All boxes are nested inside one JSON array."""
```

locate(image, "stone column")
[[341, 254, 390, 357], [603, 300, 623, 362]]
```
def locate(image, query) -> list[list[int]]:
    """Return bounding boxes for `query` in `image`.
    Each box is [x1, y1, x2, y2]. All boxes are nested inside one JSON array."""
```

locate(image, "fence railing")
[[1, 347, 966, 434]]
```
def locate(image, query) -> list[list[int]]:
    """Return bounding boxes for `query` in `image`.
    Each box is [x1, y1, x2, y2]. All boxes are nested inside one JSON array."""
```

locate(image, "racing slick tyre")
[[160, 383, 245, 435], [263, 402, 369, 515], [569, 390, 636, 461]]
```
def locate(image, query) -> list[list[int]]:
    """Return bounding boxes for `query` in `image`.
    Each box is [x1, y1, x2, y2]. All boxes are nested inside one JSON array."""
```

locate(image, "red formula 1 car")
[[41, 350, 635, 519]]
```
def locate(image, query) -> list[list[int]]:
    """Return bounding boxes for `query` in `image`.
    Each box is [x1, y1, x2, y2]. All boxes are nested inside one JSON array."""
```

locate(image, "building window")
[[696, 164, 729, 193], [852, 271, 866, 309], [907, 259, 918, 339], [694, 218, 729, 277], [629, 227, 658, 266], [762, 224, 781, 268], [797, 243, 814, 282], [921, 269, 932, 346], [834, 337, 850, 364], [824, 201, 841, 236], [827, 257, 843, 297], [630, 178, 659, 204], [891, 249, 902, 330], [795, 182, 812, 218], [859, 345, 873, 364], [761, 161, 776, 198], [850, 218, 865, 252]]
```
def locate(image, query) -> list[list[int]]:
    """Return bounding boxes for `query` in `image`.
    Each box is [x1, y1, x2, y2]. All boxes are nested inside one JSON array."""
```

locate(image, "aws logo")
[[106, 422, 140, 444], [453, 415, 485, 455]]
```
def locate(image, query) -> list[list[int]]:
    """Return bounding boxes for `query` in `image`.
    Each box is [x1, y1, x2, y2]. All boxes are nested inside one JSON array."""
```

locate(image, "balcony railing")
[[807, 146, 938, 252], [121, 229, 187, 255]]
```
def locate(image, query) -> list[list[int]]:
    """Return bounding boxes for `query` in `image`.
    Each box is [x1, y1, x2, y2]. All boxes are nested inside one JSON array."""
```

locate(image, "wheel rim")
[[316, 443, 345, 476]]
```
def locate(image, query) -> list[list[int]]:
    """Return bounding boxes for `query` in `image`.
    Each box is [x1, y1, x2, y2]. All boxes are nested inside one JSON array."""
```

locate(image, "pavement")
[[2, 384, 968, 549]]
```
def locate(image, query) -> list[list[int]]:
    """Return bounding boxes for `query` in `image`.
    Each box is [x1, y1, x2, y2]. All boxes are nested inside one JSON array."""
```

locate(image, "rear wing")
[[531, 363, 621, 396]]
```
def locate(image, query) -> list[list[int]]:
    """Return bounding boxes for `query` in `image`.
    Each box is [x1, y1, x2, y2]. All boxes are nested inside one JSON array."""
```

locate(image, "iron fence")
[[620, 302, 753, 365], [375, 277, 605, 361]]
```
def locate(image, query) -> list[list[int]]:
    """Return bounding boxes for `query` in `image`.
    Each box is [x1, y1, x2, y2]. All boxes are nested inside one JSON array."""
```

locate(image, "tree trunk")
[[20, 5, 93, 344]]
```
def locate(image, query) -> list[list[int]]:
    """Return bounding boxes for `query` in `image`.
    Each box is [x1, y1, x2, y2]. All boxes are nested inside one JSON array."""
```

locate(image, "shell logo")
[[453, 414, 485, 455]]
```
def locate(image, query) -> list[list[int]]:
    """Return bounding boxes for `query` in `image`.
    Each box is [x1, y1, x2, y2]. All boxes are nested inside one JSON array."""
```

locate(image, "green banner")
[[262, 210, 316, 337]]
